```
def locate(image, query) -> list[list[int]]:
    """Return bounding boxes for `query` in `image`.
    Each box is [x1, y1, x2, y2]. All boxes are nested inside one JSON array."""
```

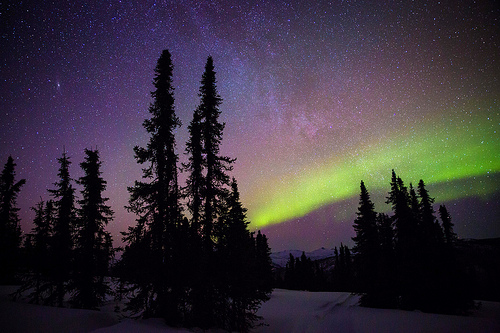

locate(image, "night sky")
[[1, 0, 498, 252]]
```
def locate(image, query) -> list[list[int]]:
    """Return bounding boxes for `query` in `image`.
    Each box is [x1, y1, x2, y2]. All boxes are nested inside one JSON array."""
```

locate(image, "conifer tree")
[[187, 56, 235, 328], [284, 253, 296, 289], [437, 204, 471, 312], [297, 251, 314, 290], [255, 230, 273, 297], [218, 178, 267, 331], [29, 200, 50, 303], [409, 184, 421, 228], [332, 244, 353, 292], [352, 180, 379, 305], [439, 204, 456, 245], [343, 245, 352, 290], [385, 170, 420, 309], [386, 171, 414, 250], [48, 151, 76, 307], [0, 156, 25, 284], [353, 172, 472, 313], [377, 213, 394, 258], [332, 246, 339, 289], [417, 179, 444, 245], [183, 107, 204, 229], [198, 56, 235, 248], [122, 49, 183, 322], [15, 199, 56, 304], [71, 149, 113, 309], [375, 212, 397, 307]]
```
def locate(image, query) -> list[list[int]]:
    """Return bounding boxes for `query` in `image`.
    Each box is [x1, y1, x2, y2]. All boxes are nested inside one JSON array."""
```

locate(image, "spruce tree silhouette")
[[376, 212, 397, 307], [188, 56, 236, 329], [331, 244, 353, 292], [352, 180, 379, 305], [16, 200, 39, 302], [48, 151, 76, 307], [386, 170, 420, 309], [16, 199, 55, 304], [71, 149, 113, 309], [198, 56, 235, 249], [284, 253, 296, 289], [354, 171, 473, 313], [25, 200, 46, 304], [255, 230, 273, 297], [183, 107, 203, 229], [283, 252, 322, 291], [0, 156, 25, 284], [418, 180, 444, 245], [118, 53, 273, 330], [217, 178, 269, 331], [439, 204, 456, 245], [121, 49, 183, 322]]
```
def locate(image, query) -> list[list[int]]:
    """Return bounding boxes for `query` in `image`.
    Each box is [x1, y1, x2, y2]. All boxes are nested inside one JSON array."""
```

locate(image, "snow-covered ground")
[[2, 286, 499, 332], [254, 290, 500, 333]]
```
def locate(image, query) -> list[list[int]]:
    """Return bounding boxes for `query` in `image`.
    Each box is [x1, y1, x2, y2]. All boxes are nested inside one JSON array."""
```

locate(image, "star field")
[[1, 0, 498, 251]]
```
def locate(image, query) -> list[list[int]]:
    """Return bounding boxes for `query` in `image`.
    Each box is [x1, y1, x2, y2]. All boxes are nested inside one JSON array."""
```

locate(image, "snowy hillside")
[[3, 286, 499, 332], [271, 247, 336, 268]]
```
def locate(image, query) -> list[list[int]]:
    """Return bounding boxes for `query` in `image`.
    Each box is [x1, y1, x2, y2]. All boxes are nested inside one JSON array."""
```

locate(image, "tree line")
[[275, 171, 471, 314], [276, 244, 352, 292], [1, 50, 273, 332], [10, 149, 114, 309], [352, 171, 470, 313]]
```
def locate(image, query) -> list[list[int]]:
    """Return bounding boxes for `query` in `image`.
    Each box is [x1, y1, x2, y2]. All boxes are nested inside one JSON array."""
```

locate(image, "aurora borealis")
[[1, 0, 498, 251], [250, 100, 499, 228]]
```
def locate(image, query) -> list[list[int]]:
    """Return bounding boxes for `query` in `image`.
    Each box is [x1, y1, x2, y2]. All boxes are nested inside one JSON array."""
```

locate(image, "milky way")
[[1, 0, 498, 251]]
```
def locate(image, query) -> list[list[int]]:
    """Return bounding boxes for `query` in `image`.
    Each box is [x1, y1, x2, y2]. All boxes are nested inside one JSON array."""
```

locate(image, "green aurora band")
[[249, 101, 499, 228]]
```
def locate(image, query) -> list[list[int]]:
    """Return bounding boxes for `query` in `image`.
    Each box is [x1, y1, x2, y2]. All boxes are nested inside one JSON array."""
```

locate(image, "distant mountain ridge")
[[271, 247, 337, 268]]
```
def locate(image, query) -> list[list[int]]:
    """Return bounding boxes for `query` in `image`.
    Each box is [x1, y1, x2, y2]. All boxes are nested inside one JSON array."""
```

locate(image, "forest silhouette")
[[5, 50, 273, 331], [1, 50, 494, 331]]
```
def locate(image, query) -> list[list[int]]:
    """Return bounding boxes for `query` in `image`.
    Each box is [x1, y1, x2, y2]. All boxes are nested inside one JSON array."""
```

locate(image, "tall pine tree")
[[352, 180, 379, 306], [198, 56, 235, 248], [217, 178, 265, 331], [439, 204, 456, 245], [255, 230, 273, 297], [48, 151, 76, 307], [0, 156, 25, 284], [71, 149, 113, 309], [418, 179, 444, 246], [183, 107, 204, 229], [385, 170, 420, 309], [122, 49, 183, 322], [187, 56, 236, 328]]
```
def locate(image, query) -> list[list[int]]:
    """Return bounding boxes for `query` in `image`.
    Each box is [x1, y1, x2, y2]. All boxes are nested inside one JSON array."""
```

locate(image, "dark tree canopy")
[[119, 53, 272, 331], [198, 56, 235, 248], [216, 179, 271, 331], [183, 107, 203, 228], [352, 181, 380, 305], [0, 156, 25, 284], [122, 49, 183, 321], [48, 151, 76, 307], [11, 52, 273, 331], [26, 199, 55, 304], [439, 204, 456, 245], [71, 148, 114, 309], [353, 171, 472, 313]]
